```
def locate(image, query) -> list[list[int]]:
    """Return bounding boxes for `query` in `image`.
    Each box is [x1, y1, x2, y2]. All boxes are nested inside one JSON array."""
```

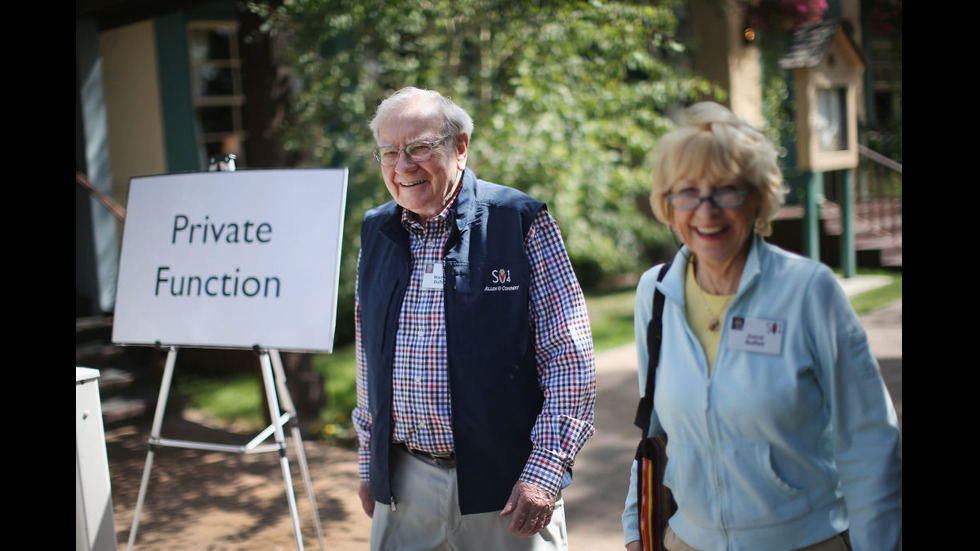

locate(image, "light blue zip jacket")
[[623, 237, 902, 551]]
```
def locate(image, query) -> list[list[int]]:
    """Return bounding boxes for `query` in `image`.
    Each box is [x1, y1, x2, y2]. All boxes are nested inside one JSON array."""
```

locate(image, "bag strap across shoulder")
[[633, 262, 671, 434]]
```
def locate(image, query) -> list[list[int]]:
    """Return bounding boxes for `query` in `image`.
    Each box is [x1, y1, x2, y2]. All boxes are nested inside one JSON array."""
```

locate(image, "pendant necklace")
[[695, 263, 734, 332]]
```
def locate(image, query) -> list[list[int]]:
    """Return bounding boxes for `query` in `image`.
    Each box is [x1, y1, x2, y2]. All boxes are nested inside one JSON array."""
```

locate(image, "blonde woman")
[[622, 102, 902, 551]]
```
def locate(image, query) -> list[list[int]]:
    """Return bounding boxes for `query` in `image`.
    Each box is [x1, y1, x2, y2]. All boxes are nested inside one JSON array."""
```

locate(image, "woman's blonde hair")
[[649, 102, 787, 236]]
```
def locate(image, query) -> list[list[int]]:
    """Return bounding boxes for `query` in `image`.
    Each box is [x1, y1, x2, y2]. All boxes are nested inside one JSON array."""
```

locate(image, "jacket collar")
[[446, 168, 478, 250], [449, 169, 477, 230]]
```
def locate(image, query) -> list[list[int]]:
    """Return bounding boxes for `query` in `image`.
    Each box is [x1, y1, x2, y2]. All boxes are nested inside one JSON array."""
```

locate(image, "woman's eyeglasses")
[[666, 188, 751, 210]]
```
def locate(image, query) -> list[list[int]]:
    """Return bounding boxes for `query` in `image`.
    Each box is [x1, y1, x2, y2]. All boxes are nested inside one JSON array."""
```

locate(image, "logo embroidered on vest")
[[484, 267, 520, 291]]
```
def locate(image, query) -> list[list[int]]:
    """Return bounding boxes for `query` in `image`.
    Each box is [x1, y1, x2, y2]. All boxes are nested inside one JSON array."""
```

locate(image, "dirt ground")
[[108, 414, 373, 551]]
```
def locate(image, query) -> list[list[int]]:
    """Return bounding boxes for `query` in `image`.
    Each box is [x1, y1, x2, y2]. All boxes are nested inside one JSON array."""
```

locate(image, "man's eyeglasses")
[[666, 188, 751, 211], [373, 135, 452, 166]]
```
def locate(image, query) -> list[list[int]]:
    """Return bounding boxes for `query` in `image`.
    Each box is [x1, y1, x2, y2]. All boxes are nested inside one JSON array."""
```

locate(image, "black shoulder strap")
[[633, 262, 671, 433]]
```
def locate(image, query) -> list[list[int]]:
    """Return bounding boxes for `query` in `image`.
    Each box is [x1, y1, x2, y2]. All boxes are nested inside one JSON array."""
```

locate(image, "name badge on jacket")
[[728, 317, 784, 355]]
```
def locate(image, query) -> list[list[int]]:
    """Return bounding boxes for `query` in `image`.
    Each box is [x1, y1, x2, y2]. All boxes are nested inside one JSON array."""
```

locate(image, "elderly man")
[[352, 86, 597, 550]]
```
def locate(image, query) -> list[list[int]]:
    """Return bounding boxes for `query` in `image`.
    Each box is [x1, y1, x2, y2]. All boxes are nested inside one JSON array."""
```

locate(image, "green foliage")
[[759, 44, 796, 160], [244, 0, 721, 334], [469, 2, 718, 282], [863, 121, 902, 165]]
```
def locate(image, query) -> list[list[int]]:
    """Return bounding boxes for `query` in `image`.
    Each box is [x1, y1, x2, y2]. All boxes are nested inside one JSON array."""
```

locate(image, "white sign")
[[112, 169, 348, 352]]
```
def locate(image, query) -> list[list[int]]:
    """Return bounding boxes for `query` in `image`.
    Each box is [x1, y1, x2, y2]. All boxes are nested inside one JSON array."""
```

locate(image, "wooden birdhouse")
[[780, 20, 866, 172]]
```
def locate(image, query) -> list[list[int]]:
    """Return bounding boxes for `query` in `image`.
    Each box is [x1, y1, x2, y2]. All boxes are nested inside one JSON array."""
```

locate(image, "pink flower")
[[740, 0, 828, 32]]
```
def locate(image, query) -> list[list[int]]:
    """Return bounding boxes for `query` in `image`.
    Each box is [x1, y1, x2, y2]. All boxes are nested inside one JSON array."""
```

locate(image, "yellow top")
[[683, 261, 734, 376]]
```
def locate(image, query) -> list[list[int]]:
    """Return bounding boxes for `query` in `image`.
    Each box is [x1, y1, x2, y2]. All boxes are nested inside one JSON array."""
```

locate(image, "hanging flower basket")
[[738, 0, 828, 33]]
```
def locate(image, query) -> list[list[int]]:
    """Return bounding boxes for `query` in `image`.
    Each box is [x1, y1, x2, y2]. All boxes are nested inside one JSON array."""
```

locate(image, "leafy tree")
[[246, 0, 721, 341]]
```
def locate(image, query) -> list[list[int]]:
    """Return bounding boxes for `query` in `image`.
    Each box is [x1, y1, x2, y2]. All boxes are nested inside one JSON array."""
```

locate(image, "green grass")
[[181, 269, 900, 434], [584, 286, 638, 351], [178, 375, 268, 430], [848, 271, 902, 315], [176, 347, 361, 436], [310, 346, 359, 439]]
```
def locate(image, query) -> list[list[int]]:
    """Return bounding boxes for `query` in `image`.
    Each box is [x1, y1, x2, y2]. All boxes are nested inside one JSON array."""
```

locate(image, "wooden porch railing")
[[855, 144, 902, 238], [823, 146, 902, 239], [76, 171, 126, 221]]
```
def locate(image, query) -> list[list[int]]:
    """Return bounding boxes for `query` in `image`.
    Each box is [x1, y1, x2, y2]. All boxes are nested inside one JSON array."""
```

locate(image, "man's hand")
[[625, 540, 642, 551], [358, 481, 375, 518], [499, 481, 557, 537]]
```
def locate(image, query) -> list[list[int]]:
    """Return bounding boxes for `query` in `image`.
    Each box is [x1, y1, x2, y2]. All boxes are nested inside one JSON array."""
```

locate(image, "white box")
[[76, 367, 118, 551]]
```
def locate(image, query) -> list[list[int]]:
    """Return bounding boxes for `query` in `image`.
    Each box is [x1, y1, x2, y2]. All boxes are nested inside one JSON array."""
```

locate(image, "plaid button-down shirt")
[[353, 197, 596, 496]]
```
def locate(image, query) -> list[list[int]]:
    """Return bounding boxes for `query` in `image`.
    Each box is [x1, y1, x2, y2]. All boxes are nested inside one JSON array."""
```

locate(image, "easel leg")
[[126, 347, 324, 550], [259, 350, 305, 551], [127, 346, 178, 551], [270, 350, 328, 551]]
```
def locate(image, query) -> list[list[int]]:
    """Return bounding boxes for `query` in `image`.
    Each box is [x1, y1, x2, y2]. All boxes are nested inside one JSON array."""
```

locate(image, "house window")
[[189, 21, 246, 168]]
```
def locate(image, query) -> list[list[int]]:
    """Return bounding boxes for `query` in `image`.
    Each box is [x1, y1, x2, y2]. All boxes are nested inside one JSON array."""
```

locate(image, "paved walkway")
[[563, 276, 902, 550]]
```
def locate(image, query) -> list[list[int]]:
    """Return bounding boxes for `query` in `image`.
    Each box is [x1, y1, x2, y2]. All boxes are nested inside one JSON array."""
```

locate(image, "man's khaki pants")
[[370, 445, 567, 551]]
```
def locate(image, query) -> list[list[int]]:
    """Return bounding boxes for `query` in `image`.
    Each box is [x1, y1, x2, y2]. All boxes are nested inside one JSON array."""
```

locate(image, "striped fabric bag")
[[633, 262, 676, 550], [635, 433, 676, 550]]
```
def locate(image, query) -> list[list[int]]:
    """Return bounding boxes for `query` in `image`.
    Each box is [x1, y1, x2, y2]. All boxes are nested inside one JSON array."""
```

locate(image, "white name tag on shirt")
[[421, 263, 444, 290], [727, 317, 784, 355]]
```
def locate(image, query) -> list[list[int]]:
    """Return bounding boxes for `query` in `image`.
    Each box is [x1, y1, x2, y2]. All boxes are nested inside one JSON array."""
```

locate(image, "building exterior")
[[683, 0, 900, 135], [77, 0, 292, 317]]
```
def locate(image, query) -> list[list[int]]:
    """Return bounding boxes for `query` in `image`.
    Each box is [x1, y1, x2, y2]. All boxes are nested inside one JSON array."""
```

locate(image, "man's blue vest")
[[358, 169, 548, 514]]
